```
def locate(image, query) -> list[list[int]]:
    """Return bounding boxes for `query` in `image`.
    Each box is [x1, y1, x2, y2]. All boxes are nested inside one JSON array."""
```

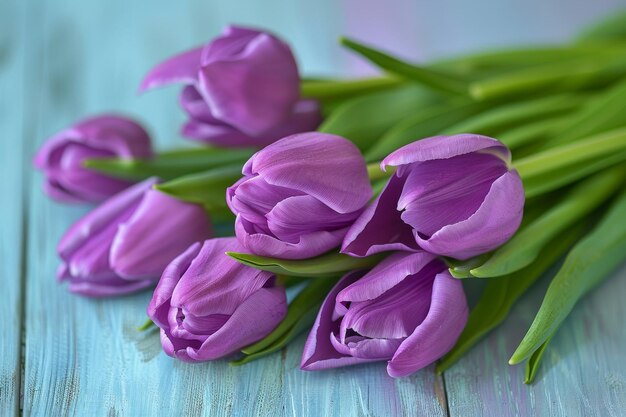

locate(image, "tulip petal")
[[341, 175, 419, 257], [301, 271, 378, 370], [57, 178, 158, 257], [139, 47, 203, 92], [416, 170, 525, 259], [110, 190, 212, 280], [399, 152, 508, 236], [387, 271, 468, 377], [243, 133, 372, 214], [235, 216, 349, 259], [198, 33, 299, 134], [178, 286, 287, 361], [170, 238, 274, 317], [381, 134, 510, 172], [330, 332, 402, 360], [66, 276, 154, 298], [267, 195, 360, 244], [148, 242, 202, 328]]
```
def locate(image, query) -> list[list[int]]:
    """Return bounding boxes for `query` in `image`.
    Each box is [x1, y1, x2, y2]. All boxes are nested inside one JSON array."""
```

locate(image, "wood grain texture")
[[445, 265, 626, 417], [4, 0, 626, 416], [0, 1, 28, 416]]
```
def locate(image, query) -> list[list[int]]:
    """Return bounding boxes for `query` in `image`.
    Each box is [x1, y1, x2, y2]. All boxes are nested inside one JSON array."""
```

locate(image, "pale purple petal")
[[180, 287, 287, 361], [399, 152, 508, 236], [148, 242, 202, 328], [234, 216, 349, 259], [387, 271, 468, 377], [66, 277, 154, 298], [341, 175, 419, 257], [243, 133, 372, 213], [57, 178, 158, 257], [110, 190, 212, 280], [381, 134, 510, 172], [301, 271, 378, 371], [198, 33, 299, 134], [416, 170, 525, 259], [139, 47, 203, 92]]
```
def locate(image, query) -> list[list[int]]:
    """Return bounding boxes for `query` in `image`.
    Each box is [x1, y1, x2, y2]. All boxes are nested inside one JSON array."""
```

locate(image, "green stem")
[[301, 76, 405, 100]]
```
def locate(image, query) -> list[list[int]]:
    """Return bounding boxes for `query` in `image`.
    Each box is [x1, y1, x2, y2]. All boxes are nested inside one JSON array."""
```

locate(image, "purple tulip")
[[342, 134, 525, 260], [301, 251, 468, 377], [226, 132, 373, 259], [34, 114, 153, 203], [147, 238, 287, 362], [57, 178, 212, 297], [140, 25, 321, 147]]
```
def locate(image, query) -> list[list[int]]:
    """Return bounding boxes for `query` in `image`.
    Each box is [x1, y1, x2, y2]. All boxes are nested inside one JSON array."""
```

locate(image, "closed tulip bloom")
[[147, 238, 287, 362], [226, 132, 373, 259], [140, 26, 321, 147], [301, 251, 468, 377], [342, 134, 524, 260], [34, 114, 152, 203], [57, 178, 211, 297]]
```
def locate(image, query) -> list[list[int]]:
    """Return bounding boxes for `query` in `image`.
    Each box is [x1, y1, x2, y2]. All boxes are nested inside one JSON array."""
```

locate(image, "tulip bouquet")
[[35, 13, 626, 384]]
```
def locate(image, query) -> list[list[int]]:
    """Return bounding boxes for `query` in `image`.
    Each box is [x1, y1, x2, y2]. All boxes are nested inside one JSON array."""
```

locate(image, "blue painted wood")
[[0, 1, 28, 415], [6, 0, 626, 416], [444, 265, 626, 417]]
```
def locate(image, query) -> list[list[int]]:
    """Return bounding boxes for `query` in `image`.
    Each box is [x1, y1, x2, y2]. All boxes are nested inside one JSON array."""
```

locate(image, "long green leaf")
[[301, 76, 405, 102], [319, 85, 437, 151], [227, 251, 383, 278], [469, 55, 626, 101], [510, 188, 626, 364], [364, 100, 485, 162], [542, 77, 626, 148], [340, 37, 470, 96], [83, 147, 252, 181], [514, 126, 626, 181], [524, 335, 553, 384], [471, 167, 625, 278], [154, 164, 242, 212], [577, 10, 626, 42], [437, 224, 586, 373], [442, 94, 584, 137], [498, 116, 569, 149]]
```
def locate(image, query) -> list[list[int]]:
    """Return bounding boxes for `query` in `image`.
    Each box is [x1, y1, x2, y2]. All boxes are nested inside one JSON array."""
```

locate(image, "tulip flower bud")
[[342, 134, 525, 260], [227, 132, 373, 259], [301, 251, 468, 377], [147, 238, 287, 362], [57, 178, 211, 297], [34, 114, 153, 203], [140, 26, 321, 147]]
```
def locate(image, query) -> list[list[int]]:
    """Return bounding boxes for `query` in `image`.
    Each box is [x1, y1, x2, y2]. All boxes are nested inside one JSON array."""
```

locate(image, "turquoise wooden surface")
[[2, 0, 626, 416]]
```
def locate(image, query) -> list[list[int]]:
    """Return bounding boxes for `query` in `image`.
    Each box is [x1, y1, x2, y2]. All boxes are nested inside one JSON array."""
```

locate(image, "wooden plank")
[[444, 264, 626, 417], [21, 1, 447, 416], [0, 1, 28, 416]]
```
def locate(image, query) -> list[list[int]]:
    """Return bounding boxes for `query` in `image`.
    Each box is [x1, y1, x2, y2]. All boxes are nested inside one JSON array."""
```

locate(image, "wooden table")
[[2, 1, 625, 416]]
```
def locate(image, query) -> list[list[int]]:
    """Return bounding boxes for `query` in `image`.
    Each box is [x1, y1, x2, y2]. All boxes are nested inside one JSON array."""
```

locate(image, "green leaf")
[[137, 318, 155, 331], [542, 77, 626, 148], [437, 223, 586, 374], [514, 126, 626, 182], [83, 147, 253, 181], [524, 335, 553, 384], [340, 37, 471, 96], [364, 100, 486, 162], [318, 85, 438, 151], [232, 278, 338, 365], [523, 148, 626, 198], [227, 251, 384, 278], [471, 166, 626, 278], [441, 94, 584, 137], [154, 164, 242, 212], [301, 76, 405, 102], [468, 55, 626, 101], [510, 188, 626, 365], [447, 253, 492, 279], [498, 116, 569, 149], [577, 10, 626, 42]]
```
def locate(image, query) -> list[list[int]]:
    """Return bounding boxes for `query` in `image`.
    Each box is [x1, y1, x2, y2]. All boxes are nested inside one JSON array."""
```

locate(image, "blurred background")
[[2, 0, 623, 149]]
